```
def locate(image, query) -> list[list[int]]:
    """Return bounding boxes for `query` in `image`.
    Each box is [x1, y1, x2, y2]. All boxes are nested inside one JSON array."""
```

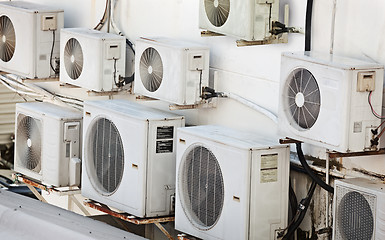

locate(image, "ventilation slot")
[[88, 118, 124, 195], [179, 145, 224, 230]]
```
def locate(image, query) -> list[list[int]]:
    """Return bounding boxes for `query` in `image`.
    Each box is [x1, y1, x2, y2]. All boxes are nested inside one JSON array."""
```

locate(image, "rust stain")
[[83, 200, 175, 225], [352, 168, 385, 181], [14, 174, 80, 195]]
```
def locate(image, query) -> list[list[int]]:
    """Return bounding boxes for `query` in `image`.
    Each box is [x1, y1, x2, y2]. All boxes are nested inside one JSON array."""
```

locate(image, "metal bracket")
[[13, 173, 90, 216], [200, 30, 224, 37], [83, 199, 175, 240]]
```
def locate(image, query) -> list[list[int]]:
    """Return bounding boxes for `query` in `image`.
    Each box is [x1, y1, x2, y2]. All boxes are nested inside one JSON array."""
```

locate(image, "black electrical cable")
[[305, 0, 314, 51], [296, 143, 334, 193], [50, 30, 58, 75], [289, 179, 298, 222], [283, 181, 317, 240]]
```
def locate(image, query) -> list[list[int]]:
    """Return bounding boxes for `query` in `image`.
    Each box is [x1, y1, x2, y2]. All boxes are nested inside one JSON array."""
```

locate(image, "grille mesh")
[[204, 0, 230, 27], [16, 114, 41, 173], [285, 68, 321, 130], [88, 118, 124, 195], [179, 145, 224, 230], [0, 15, 16, 62], [335, 186, 375, 240]]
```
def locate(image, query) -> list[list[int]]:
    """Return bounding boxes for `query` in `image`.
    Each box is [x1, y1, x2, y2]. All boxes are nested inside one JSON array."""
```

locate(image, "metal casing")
[[15, 102, 82, 187], [175, 125, 289, 240], [278, 51, 384, 153], [134, 37, 209, 105], [60, 28, 126, 92], [82, 100, 185, 217], [199, 0, 279, 41], [0, 1, 64, 79], [333, 178, 385, 240]]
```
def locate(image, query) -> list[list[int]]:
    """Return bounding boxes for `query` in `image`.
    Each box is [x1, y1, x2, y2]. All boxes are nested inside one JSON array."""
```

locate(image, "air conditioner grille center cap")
[[70, 55, 75, 63], [214, 0, 219, 8], [295, 92, 305, 108], [2, 35, 6, 43], [27, 138, 32, 148], [148, 66, 153, 74]]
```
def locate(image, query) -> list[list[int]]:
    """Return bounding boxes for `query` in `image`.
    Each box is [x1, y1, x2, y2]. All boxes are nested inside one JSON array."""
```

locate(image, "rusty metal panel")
[[0, 84, 26, 144]]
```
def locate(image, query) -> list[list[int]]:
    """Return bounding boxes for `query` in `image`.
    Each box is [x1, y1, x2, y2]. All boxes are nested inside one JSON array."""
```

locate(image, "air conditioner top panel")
[[0, 1, 64, 13], [85, 100, 184, 121], [17, 102, 82, 120], [336, 178, 385, 195], [283, 52, 384, 70], [178, 125, 287, 150], [61, 28, 125, 41], [137, 37, 210, 51]]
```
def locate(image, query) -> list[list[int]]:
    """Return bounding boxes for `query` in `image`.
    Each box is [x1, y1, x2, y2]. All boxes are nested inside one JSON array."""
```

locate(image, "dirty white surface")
[[5, 0, 385, 239]]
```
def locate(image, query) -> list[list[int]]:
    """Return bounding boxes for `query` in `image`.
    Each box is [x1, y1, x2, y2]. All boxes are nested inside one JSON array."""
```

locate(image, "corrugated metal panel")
[[0, 84, 26, 144]]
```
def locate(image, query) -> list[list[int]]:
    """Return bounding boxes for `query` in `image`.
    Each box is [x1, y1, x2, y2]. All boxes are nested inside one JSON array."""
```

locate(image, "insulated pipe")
[[221, 92, 278, 124], [296, 143, 334, 193], [330, 0, 337, 54]]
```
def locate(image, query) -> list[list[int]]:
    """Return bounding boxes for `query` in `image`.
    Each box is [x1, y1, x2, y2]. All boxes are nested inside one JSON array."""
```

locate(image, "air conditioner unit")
[[333, 178, 385, 240], [60, 28, 126, 92], [14, 102, 82, 187], [199, 0, 279, 41], [175, 125, 289, 240], [82, 100, 185, 217], [134, 38, 209, 105], [0, 1, 64, 79], [278, 52, 384, 153]]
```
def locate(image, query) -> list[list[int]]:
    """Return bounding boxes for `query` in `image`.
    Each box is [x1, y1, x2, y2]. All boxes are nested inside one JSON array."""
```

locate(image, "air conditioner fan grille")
[[284, 68, 321, 130], [335, 186, 375, 240], [204, 0, 230, 27], [88, 118, 124, 195], [16, 114, 41, 173], [64, 38, 83, 80], [0, 15, 15, 62], [179, 145, 224, 230], [140, 47, 163, 92]]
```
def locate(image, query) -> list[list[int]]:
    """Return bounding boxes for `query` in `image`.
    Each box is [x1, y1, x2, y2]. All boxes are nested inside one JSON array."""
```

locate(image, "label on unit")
[[157, 126, 174, 139], [260, 154, 278, 183], [156, 140, 173, 153]]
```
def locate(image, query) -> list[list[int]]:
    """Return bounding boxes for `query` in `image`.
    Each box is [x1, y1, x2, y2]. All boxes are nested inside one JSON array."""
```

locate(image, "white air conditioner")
[[278, 52, 384, 153], [0, 1, 64, 79], [14, 102, 82, 187], [60, 28, 126, 92], [82, 100, 185, 217], [199, 0, 279, 41], [134, 38, 209, 105], [175, 125, 289, 240], [333, 178, 385, 240]]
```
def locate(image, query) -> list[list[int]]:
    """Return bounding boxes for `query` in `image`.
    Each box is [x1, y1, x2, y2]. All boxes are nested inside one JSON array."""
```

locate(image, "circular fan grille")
[[16, 114, 41, 172], [64, 38, 83, 80], [338, 191, 374, 240], [204, 0, 230, 27], [284, 68, 321, 130], [0, 15, 15, 62], [139, 47, 163, 92], [88, 118, 124, 195], [179, 145, 224, 230]]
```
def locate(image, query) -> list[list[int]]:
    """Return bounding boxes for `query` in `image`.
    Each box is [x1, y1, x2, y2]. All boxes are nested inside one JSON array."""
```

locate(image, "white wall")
[[14, 0, 385, 238]]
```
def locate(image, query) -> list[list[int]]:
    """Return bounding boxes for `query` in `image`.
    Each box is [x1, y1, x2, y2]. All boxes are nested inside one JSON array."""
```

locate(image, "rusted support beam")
[[200, 30, 224, 37], [279, 137, 302, 144], [14, 173, 81, 196], [83, 200, 175, 225], [154, 222, 174, 240], [328, 148, 385, 158], [26, 184, 47, 203]]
